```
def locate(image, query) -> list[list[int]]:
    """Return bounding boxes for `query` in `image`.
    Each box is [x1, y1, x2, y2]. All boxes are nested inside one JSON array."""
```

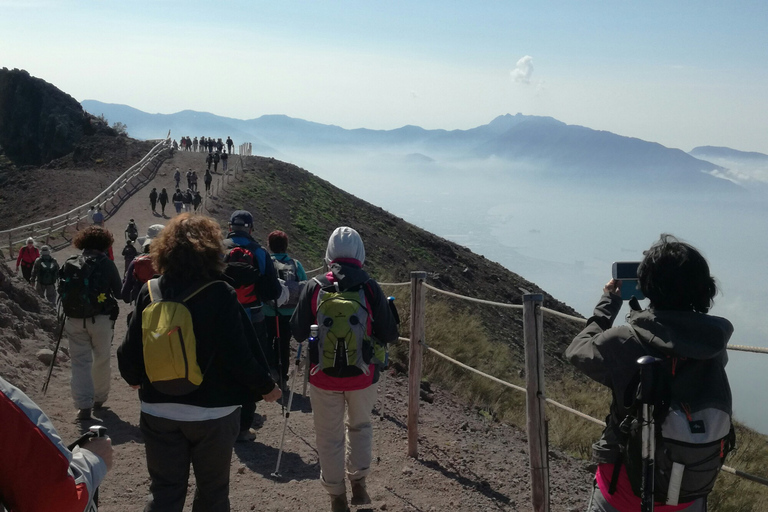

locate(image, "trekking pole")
[[68, 425, 108, 510], [273, 302, 285, 415], [638, 355, 661, 512], [376, 296, 399, 464], [271, 324, 314, 479], [42, 310, 66, 395]]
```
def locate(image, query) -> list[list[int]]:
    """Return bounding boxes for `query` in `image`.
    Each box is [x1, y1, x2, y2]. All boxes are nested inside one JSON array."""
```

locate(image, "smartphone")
[[611, 261, 644, 300]]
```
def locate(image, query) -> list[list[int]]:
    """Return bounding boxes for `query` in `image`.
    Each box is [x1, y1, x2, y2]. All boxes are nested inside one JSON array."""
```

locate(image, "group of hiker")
[[4, 207, 734, 512], [177, 135, 234, 155]]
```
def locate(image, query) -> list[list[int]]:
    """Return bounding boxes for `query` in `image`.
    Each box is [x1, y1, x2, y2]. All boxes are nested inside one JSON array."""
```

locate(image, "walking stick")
[[271, 325, 315, 479], [42, 310, 66, 395], [273, 302, 285, 415], [638, 355, 661, 512], [376, 296, 399, 463]]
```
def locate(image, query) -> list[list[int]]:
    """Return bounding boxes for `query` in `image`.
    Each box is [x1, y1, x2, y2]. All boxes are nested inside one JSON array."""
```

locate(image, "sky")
[[1, 1, 768, 153]]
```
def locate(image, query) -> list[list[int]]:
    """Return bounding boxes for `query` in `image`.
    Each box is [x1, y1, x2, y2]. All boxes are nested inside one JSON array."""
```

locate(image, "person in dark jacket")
[[566, 234, 733, 512], [204, 169, 213, 194], [62, 227, 122, 421], [30, 245, 59, 303], [149, 187, 158, 213], [122, 240, 139, 276], [158, 188, 169, 216], [222, 210, 287, 441], [172, 188, 184, 215], [117, 214, 281, 512], [291, 226, 399, 512]]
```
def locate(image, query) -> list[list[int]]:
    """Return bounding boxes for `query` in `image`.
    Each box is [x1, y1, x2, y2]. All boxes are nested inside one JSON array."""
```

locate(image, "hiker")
[[172, 139, 178, 151], [290, 227, 399, 512], [158, 187, 169, 216], [125, 219, 139, 242], [186, 170, 193, 190], [566, 234, 734, 512], [263, 230, 307, 390], [121, 224, 164, 304], [204, 169, 212, 194], [200, 136, 206, 153], [59, 226, 121, 422], [221, 150, 228, 172], [217, 138, 224, 152], [191, 170, 199, 192], [16, 237, 40, 283], [92, 207, 104, 227], [226, 136, 233, 154], [173, 169, 181, 189], [182, 188, 193, 213], [122, 240, 139, 276], [30, 245, 59, 303], [172, 188, 184, 214], [117, 214, 281, 511], [223, 210, 288, 441], [149, 187, 158, 213], [206, 152, 213, 171], [0, 375, 113, 512], [193, 136, 198, 152], [192, 190, 202, 213]]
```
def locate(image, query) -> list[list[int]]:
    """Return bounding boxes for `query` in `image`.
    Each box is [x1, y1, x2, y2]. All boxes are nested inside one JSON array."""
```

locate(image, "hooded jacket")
[[565, 291, 733, 464]]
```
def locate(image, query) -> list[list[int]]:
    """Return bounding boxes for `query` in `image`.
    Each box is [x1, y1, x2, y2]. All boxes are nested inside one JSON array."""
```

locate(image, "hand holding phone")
[[611, 262, 645, 300]]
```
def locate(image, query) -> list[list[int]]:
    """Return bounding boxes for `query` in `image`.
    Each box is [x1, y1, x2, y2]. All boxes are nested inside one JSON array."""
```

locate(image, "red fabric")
[[16, 246, 39, 267], [107, 245, 114, 261], [596, 463, 694, 512], [0, 392, 90, 512], [133, 254, 157, 284]]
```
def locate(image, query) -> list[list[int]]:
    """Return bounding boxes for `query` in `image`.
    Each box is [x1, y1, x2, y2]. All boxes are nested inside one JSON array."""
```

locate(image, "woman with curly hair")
[[63, 226, 122, 422], [118, 213, 281, 512]]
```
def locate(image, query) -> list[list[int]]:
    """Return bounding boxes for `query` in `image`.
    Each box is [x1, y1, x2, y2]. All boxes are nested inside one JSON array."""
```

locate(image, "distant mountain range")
[[83, 100, 767, 193]]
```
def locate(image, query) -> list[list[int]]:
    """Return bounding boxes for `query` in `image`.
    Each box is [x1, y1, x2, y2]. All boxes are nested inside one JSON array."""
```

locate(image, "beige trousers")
[[310, 383, 378, 496], [65, 315, 114, 409]]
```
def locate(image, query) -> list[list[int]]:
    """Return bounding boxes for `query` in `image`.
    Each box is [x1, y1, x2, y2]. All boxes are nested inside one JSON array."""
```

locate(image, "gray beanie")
[[325, 226, 365, 265]]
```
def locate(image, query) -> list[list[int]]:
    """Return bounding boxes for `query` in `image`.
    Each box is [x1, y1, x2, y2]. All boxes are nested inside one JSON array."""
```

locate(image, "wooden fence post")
[[523, 293, 549, 512], [45, 220, 54, 246], [408, 271, 427, 459]]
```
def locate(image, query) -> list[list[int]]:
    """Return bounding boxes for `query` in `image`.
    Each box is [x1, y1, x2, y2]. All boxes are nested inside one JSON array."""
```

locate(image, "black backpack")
[[58, 254, 111, 319], [38, 258, 58, 286], [615, 354, 735, 505], [223, 241, 263, 306]]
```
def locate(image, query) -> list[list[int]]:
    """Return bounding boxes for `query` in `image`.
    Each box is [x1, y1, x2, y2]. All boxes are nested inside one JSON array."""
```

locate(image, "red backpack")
[[133, 254, 156, 284], [223, 246, 259, 305]]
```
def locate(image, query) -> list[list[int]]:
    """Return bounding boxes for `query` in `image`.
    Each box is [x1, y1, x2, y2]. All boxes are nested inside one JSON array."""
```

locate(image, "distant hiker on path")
[[206, 152, 213, 171], [193, 136, 198, 152], [30, 245, 59, 303], [192, 191, 202, 213], [173, 169, 181, 189], [92, 207, 104, 227], [125, 219, 139, 242], [204, 169, 212, 194], [566, 234, 734, 512], [149, 187, 158, 213], [182, 189, 193, 213], [117, 214, 281, 511], [191, 171, 198, 192], [158, 187, 169, 216], [122, 240, 139, 276], [213, 151, 220, 173], [60, 226, 121, 422], [290, 226, 399, 512], [221, 151, 228, 172], [172, 188, 184, 214], [226, 136, 233, 154], [16, 237, 39, 283]]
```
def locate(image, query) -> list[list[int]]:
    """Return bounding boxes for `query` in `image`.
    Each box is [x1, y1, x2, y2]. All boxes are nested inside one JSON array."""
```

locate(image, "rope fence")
[[400, 271, 768, 511]]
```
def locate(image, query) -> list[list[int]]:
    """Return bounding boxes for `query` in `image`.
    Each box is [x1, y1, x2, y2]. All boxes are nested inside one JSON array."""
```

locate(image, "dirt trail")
[[33, 150, 592, 511]]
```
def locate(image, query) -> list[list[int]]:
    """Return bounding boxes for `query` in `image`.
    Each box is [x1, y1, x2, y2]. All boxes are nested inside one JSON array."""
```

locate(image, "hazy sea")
[[291, 151, 768, 435]]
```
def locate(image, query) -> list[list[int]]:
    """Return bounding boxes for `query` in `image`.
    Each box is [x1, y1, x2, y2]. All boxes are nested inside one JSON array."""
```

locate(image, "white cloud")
[[511, 55, 534, 84]]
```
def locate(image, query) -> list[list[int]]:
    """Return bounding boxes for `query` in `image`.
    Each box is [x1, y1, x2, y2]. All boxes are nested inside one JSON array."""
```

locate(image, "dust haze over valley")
[[84, 101, 768, 434]]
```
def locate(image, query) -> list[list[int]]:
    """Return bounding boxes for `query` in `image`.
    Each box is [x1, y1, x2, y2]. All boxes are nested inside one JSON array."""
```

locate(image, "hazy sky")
[[2, 0, 767, 153]]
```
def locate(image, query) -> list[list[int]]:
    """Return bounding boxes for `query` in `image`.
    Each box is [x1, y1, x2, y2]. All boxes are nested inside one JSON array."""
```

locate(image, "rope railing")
[[402, 272, 768, 502], [1, 135, 171, 254]]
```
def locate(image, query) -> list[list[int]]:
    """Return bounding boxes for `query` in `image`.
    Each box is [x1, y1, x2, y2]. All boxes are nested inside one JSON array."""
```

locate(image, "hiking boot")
[[330, 494, 350, 512], [77, 408, 92, 421], [236, 429, 256, 442], [93, 401, 105, 410], [350, 478, 371, 505]]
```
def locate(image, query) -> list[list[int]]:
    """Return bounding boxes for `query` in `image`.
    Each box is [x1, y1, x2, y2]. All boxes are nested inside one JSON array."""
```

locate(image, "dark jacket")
[[158, 190, 169, 205], [223, 231, 283, 307], [565, 291, 733, 464], [290, 261, 400, 381], [117, 276, 276, 407]]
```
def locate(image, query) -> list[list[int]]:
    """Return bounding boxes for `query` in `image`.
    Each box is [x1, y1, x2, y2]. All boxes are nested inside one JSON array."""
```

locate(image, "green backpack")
[[311, 276, 387, 377], [141, 279, 218, 395]]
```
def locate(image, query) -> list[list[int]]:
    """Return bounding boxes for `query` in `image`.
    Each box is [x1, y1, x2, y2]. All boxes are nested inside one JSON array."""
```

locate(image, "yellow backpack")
[[142, 279, 218, 395]]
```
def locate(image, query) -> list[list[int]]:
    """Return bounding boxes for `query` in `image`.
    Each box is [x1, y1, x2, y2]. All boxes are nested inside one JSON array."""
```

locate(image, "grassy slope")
[[207, 156, 767, 511]]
